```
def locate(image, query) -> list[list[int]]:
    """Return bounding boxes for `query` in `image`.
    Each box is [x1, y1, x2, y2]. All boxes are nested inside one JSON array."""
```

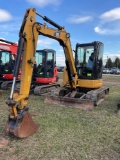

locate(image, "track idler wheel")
[[5, 108, 38, 138]]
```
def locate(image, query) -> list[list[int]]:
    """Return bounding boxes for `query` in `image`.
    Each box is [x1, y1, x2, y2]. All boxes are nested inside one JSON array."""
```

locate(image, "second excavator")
[[5, 8, 109, 138], [0, 39, 20, 89], [32, 49, 59, 95]]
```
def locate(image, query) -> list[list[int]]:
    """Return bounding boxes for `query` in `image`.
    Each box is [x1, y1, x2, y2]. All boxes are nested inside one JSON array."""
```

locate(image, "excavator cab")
[[0, 50, 19, 89], [32, 49, 59, 95], [63, 41, 104, 90], [75, 41, 103, 80], [0, 39, 19, 89], [34, 49, 58, 84], [0, 50, 15, 86], [0, 51, 15, 75]]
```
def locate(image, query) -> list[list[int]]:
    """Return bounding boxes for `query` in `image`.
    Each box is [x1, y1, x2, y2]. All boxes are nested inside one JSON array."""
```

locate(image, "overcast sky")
[[0, 0, 120, 65]]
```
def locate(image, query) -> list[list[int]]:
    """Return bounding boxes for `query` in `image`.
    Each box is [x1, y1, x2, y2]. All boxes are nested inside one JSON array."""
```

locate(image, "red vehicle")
[[33, 49, 59, 95], [0, 40, 58, 91], [0, 39, 20, 89]]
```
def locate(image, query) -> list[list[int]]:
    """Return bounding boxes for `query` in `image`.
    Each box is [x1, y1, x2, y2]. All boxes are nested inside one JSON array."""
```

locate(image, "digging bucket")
[[5, 110, 38, 138]]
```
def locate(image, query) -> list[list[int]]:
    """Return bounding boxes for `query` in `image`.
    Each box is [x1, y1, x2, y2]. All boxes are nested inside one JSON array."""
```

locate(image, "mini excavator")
[[5, 8, 109, 138], [32, 49, 59, 95]]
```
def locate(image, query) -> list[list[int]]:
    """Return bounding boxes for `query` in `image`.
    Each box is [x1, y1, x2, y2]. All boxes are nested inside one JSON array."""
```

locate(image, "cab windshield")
[[77, 46, 94, 68], [36, 51, 45, 66]]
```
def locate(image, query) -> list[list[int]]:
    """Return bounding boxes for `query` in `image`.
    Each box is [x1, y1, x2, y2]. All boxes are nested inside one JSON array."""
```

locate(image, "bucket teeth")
[[5, 111, 38, 138]]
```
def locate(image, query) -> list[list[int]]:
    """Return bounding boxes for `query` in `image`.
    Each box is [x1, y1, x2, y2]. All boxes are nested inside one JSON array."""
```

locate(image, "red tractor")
[[0, 39, 20, 89]]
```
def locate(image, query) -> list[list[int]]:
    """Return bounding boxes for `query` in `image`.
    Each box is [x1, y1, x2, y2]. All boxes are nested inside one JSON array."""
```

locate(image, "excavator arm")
[[37, 21, 78, 88], [5, 8, 77, 138]]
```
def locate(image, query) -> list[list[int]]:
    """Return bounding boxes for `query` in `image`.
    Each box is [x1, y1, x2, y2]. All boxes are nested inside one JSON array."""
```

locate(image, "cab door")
[[46, 51, 55, 78]]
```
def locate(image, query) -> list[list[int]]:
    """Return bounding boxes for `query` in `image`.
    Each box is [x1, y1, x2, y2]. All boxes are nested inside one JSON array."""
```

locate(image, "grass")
[[0, 74, 120, 160], [103, 74, 120, 82]]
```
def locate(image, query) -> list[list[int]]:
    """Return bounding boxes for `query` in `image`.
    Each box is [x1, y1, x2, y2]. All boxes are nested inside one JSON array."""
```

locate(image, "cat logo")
[[54, 32, 60, 38]]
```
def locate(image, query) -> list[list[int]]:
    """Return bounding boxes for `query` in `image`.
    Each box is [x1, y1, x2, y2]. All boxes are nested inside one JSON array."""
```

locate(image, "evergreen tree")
[[105, 57, 113, 68], [113, 57, 120, 68]]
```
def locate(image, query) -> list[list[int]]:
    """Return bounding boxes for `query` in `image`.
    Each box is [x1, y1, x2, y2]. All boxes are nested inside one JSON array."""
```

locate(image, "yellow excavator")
[[5, 8, 109, 138]]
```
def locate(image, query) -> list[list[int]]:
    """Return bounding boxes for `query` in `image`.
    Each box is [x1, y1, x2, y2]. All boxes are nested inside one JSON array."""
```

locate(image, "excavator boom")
[[5, 8, 78, 138]]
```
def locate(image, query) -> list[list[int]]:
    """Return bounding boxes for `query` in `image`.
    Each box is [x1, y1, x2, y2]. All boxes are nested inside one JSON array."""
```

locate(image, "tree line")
[[104, 57, 120, 68]]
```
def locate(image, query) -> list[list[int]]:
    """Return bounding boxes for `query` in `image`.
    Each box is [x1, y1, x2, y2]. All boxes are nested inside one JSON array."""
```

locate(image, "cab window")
[[0, 51, 10, 64]]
